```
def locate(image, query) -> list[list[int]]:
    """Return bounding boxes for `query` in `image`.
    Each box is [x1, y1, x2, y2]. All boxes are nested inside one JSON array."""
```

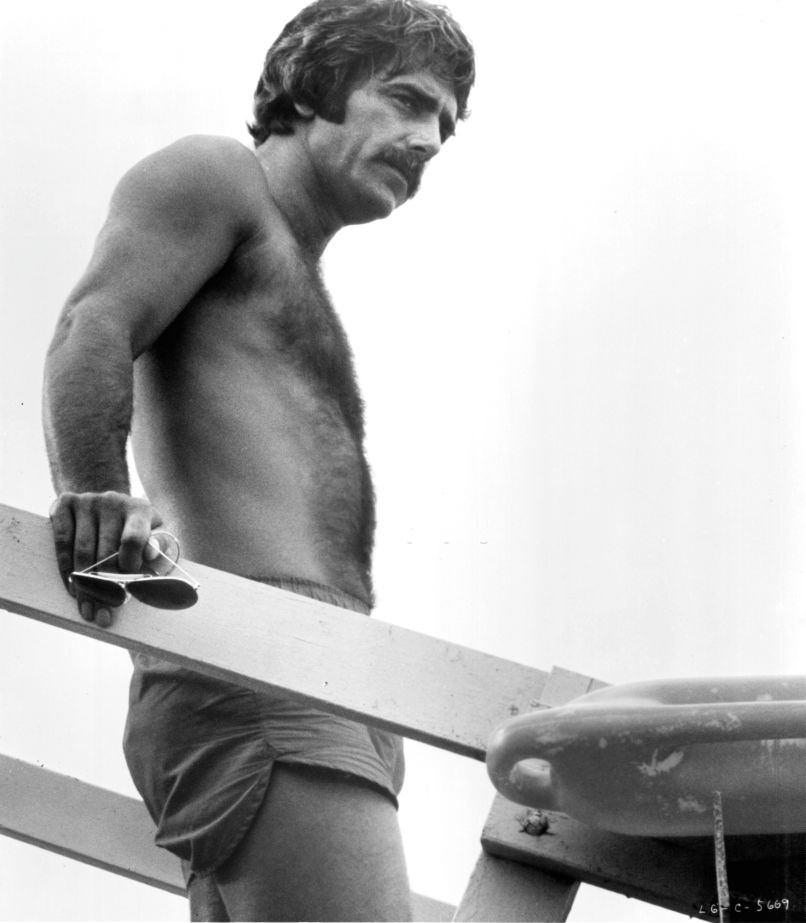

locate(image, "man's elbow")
[[45, 306, 76, 358], [46, 297, 133, 364]]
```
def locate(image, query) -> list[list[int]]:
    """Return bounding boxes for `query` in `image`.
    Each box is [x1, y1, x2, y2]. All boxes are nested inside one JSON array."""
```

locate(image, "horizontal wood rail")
[[0, 504, 549, 760]]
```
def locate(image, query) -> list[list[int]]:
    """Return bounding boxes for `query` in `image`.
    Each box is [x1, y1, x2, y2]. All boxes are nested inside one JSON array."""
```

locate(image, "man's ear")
[[293, 101, 315, 120]]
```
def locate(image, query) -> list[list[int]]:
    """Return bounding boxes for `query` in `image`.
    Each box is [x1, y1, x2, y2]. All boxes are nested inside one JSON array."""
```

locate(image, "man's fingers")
[[95, 607, 113, 629], [77, 593, 95, 622], [72, 507, 98, 575], [49, 496, 77, 592], [49, 491, 164, 623], [144, 537, 160, 562], [76, 593, 114, 629], [118, 508, 160, 572], [97, 512, 125, 570], [145, 529, 179, 574]]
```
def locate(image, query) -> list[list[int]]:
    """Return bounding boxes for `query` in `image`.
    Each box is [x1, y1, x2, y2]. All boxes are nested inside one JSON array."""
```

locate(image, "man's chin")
[[347, 189, 405, 224]]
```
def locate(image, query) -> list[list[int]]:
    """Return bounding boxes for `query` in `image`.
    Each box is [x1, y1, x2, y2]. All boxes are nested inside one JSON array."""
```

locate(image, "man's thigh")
[[204, 762, 412, 922]]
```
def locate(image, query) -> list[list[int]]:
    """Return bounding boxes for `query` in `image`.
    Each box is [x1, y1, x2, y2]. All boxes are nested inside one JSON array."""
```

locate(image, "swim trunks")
[[122, 577, 405, 875]]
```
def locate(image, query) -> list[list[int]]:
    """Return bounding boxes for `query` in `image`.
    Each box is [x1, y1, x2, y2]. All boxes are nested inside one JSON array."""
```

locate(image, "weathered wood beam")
[[0, 504, 549, 759], [452, 852, 579, 922], [454, 668, 604, 921], [0, 754, 456, 922], [0, 753, 185, 894]]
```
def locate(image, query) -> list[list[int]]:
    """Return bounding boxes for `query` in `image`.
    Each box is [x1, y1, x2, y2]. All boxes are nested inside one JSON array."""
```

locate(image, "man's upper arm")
[[62, 136, 260, 356]]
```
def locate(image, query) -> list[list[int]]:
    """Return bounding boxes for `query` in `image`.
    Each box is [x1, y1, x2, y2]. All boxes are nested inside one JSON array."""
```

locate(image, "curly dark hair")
[[248, 0, 475, 144]]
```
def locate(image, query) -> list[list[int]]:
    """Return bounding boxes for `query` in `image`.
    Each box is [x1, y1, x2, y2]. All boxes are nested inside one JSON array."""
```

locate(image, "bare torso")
[[131, 145, 374, 603]]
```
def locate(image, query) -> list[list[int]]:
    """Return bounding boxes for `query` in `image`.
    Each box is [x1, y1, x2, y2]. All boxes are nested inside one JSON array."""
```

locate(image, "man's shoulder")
[[159, 134, 259, 170], [114, 135, 266, 230], [132, 135, 262, 195]]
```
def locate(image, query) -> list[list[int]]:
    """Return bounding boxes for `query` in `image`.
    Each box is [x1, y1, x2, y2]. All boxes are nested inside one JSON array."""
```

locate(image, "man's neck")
[[254, 135, 341, 261]]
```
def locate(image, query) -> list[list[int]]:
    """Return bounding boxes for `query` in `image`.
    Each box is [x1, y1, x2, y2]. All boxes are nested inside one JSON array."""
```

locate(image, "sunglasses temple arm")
[[170, 558, 200, 586], [75, 550, 120, 575], [151, 544, 200, 587]]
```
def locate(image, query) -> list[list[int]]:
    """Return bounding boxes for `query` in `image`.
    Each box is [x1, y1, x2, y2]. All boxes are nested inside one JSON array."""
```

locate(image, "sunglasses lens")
[[129, 577, 198, 610], [70, 573, 128, 608]]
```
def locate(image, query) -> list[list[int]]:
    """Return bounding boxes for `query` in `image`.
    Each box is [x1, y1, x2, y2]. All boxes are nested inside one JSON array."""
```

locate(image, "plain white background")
[[2, 1, 806, 919]]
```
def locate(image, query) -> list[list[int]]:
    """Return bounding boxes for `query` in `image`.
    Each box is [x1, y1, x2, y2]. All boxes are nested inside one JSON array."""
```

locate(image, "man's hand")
[[49, 491, 164, 628]]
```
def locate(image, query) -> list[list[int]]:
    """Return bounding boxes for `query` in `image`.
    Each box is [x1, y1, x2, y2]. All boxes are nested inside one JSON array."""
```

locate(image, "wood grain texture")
[[0, 504, 549, 759], [452, 852, 579, 922], [0, 754, 455, 922]]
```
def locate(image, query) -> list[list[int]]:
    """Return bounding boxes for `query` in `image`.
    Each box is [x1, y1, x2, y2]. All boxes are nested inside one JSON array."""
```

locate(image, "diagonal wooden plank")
[[0, 504, 548, 759], [0, 753, 185, 895], [452, 852, 579, 922], [0, 754, 455, 921]]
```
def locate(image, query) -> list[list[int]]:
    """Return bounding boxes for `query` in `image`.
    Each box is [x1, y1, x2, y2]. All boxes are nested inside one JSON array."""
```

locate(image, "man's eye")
[[393, 94, 417, 112]]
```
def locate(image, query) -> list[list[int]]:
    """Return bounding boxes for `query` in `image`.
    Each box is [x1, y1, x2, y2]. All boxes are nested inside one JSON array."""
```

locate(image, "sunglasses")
[[70, 531, 200, 610]]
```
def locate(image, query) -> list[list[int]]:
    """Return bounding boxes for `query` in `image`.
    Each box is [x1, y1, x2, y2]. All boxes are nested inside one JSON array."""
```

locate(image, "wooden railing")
[[0, 753, 455, 921], [2, 504, 801, 921]]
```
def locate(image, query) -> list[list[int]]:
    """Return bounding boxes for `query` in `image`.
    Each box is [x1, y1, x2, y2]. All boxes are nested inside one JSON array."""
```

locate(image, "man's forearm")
[[43, 317, 135, 495]]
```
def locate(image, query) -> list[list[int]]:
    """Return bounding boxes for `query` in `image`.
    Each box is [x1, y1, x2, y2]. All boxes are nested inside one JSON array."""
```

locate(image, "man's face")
[[300, 69, 459, 224]]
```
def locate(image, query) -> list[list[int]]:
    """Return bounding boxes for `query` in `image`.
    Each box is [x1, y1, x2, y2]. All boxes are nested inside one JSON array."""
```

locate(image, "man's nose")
[[408, 118, 442, 160]]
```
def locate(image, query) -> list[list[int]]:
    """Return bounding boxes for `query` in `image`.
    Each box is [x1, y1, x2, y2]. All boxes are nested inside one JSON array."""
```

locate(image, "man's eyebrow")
[[386, 79, 457, 138]]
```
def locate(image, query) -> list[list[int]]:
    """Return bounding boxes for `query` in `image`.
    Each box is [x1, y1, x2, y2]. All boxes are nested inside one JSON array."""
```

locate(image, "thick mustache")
[[378, 149, 425, 196]]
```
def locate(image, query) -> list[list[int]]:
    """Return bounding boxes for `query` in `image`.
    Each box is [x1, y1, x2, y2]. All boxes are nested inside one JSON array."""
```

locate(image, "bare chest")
[[164, 234, 367, 444]]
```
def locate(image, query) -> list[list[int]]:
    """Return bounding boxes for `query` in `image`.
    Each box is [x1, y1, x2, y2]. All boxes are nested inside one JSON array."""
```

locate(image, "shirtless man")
[[42, 1, 473, 919]]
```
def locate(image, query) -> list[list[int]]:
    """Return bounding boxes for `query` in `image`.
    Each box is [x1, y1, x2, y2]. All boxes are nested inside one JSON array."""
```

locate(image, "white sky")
[[2, 1, 806, 919]]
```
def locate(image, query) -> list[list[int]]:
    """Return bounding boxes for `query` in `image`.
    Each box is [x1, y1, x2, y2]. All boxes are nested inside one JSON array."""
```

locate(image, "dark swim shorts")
[[122, 577, 405, 875]]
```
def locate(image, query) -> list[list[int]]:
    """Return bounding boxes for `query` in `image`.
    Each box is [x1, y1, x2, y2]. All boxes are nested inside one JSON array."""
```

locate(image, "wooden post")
[[453, 853, 578, 922], [455, 668, 606, 921]]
